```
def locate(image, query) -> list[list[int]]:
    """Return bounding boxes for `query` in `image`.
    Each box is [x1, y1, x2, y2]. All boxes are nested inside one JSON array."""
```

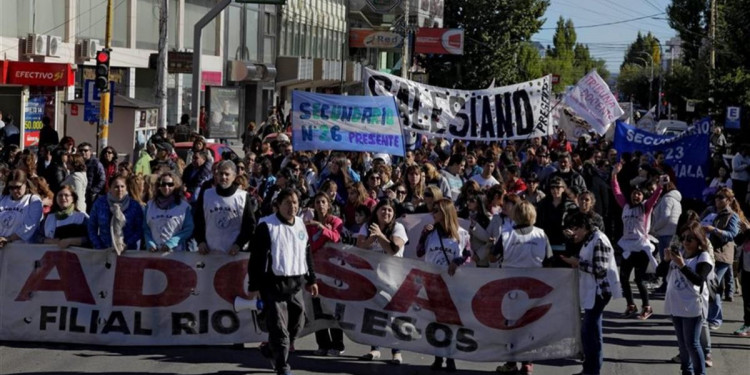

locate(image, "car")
[[656, 120, 689, 136], [173, 142, 239, 162]]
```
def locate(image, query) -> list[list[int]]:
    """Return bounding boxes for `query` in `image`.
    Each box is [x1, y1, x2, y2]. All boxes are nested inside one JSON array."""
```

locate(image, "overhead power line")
[[540, 13, 666, 30]]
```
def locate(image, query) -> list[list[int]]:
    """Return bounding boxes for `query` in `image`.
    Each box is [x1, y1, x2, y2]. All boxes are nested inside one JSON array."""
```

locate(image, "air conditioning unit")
[[47, 35, 62, 57], [77, 39, 100, 60], [24, 33, 48, 57]]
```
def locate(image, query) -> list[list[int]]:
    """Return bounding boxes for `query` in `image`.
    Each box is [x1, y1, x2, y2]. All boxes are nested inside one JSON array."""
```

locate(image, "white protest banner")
[[310, 243, 581, 361], [398, 214, 471, 259], [291, 91, 405, 156], [364, 68, 553, 141], [1, 244, 581, 362], [0, 245, 266, 346], [563, 70, 623, 135]]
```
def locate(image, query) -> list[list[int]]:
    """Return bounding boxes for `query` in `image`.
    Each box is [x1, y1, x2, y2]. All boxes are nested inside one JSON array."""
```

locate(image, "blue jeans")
[[707, 262, 731, 326], [582, 294, 611, 375], [672, 315, 706, 375], [657, 235, 672, 261]]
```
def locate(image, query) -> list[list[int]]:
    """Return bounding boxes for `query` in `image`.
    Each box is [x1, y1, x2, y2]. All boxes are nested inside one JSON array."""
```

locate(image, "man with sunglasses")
[[78, 142, 105, 212]]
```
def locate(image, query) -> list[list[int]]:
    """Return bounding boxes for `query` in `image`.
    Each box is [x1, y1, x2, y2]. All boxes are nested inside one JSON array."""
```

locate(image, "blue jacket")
[[87, 195, 144, 250]]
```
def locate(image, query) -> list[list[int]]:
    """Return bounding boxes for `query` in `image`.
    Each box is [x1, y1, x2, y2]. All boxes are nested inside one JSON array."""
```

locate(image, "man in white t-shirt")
[[471, 157, 500, 189], [440, 154, 465, 200]]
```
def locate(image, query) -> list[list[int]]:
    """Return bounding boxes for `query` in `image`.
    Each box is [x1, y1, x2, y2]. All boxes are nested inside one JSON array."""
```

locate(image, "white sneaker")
[[327, 349, 345, 356]]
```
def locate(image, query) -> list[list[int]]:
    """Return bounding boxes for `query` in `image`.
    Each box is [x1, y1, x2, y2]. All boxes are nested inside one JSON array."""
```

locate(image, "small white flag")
[[563, 70, 624, 135]]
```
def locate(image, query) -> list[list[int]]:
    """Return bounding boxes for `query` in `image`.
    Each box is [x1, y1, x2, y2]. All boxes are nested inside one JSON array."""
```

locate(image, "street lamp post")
[[635, 54, 654, 111]]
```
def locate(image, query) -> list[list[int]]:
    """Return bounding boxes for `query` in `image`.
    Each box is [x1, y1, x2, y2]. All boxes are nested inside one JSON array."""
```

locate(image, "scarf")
[[155, 194, 176, 210], [107, 193, 131, 255], [55, 205, 76, 220]]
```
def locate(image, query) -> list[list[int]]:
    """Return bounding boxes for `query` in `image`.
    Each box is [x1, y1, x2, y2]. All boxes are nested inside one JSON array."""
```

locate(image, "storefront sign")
[[201, 71, 223, 90], [349, 29, 404, 49], [7, 62, 74, 86], [414, 28, 464, 55]]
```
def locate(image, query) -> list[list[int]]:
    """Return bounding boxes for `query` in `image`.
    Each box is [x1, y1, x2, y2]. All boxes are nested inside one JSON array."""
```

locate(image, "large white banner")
[[364, 68, 553, 141], [563, 70, 623, 135], [0, 244, 581, 362], [0, 245, 265, 346]]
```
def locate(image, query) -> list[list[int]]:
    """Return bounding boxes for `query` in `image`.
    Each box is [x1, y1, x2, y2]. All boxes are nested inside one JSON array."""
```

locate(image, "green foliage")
[[418, 0, 550, 89], [666, 0, 706, 68], [617, 63, 653, 108], [541, 17, 609, 92], [621, 32, 661, 70], [518, 42, 543, 81]]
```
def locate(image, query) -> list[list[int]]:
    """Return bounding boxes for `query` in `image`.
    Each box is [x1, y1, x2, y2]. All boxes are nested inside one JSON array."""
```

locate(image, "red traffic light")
[[96, 51, 109, 64]]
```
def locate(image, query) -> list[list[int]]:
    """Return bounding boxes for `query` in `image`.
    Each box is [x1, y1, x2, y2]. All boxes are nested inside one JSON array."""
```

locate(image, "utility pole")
[[98, 0, 113, 150], [156, 0, 168, 129], [709, 0, 716, 113], [401, 0, 410, 79]]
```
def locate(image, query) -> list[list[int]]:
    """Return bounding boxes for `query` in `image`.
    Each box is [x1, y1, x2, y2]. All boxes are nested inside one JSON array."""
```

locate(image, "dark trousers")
[[743, 269, 750, 326], [262, 288, 305, 374], [582, 294, 611, 375], [315, 328, 344, 351], [621, 251, 650, 307]]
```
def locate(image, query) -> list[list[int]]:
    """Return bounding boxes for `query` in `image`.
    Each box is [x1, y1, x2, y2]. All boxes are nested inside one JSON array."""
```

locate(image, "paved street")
[[1, 287, 748, 375]]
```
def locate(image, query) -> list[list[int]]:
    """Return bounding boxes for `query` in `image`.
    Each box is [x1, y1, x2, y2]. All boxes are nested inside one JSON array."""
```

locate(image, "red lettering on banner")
[[113, 257, 196, 307], [314, 246, 376, 301], [15, 251, 95, 304], [472, 277, 553, 330], [214, 260, 251, 303], [384, 269, 462, 326]]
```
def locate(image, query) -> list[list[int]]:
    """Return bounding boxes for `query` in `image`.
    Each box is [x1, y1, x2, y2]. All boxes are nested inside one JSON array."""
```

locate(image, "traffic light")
[[95, 50, 110, 92]]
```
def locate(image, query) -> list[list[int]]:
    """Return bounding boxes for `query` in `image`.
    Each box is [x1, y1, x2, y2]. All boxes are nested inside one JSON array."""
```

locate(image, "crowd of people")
[[0, 108, 747, 375]]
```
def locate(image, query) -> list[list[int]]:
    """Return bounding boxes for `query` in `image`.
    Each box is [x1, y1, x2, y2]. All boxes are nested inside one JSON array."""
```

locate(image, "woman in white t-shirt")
[[417, 198, 470, 372], [664, 221, 713, 375], [356, 198, 408, 363]]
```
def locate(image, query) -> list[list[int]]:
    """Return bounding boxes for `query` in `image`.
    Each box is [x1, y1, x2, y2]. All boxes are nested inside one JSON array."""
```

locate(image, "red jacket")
[[306, 215, 344, 252]]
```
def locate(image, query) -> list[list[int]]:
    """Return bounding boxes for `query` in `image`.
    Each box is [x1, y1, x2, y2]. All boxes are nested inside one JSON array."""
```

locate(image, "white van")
[[656, 120, 689, 136]]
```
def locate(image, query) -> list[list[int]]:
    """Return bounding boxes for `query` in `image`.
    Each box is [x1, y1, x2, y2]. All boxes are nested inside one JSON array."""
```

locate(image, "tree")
[[518, 42, 543, 81], [418, 0, 550, 89], [621, 32, 661, 69], [541, 17, 609, 92], [617, 63, 653, 108], [666, 0, 707, 68]]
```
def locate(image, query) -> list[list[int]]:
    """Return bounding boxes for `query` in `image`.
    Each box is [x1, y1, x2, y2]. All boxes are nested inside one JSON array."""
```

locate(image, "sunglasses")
[[715, 195, 727, 200], [8, 184, 23, 190], [424, 193, 434, 198], [159, 182, 175, 187], [396, 190, 407, 195]]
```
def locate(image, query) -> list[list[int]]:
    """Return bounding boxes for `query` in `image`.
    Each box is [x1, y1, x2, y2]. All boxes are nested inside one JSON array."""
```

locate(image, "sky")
[[532, 0, 678, 73]]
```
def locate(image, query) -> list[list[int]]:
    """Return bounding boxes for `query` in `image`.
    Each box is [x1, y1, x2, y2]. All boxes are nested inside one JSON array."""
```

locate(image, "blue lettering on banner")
[[291, 91, 405, 156], [614, 118, 710, 199]]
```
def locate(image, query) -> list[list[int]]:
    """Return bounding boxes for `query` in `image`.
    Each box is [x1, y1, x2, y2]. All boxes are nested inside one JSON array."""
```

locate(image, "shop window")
[[184, 0, 217, 55]]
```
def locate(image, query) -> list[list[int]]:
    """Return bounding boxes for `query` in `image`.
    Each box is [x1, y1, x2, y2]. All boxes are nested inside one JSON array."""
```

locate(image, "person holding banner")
[[248, 188, 318, 375], [143, 172, 194, 252], [612, 162, 664, 320], [495, 201, 552, 374], [87, 174, 143, 253], [561, 211, 622, 375], [42, 185, 89, 248], [357, 198, 408, 364], [416, 198, 471, 372], [305, 192, 346, 357]]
